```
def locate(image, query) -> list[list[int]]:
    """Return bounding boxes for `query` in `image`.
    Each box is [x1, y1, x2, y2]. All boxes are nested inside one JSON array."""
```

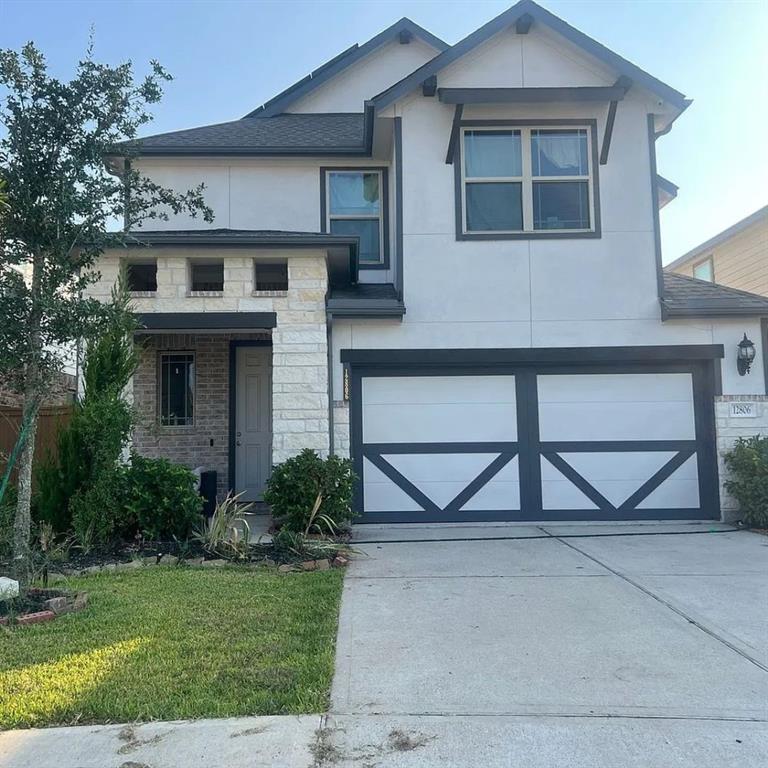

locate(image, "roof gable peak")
[[372, 0, 688, 113], [245, 17, 447, 119]]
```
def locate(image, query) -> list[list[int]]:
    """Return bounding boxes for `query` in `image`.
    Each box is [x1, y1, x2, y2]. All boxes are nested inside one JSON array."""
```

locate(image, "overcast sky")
[[2, 0, 766, 261]]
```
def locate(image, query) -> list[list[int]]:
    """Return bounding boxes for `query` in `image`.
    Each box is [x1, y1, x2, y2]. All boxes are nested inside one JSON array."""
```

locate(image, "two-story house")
[[91, 1, 768, 524]]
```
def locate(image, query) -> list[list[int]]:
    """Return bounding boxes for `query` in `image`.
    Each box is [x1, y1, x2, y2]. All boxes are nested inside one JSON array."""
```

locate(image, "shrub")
[[724, 436, 768, 527], [70, 466, 127, 551], [34, 273, 138, 534], [122, 455, 203, 542], [264, 449, 355, 535]]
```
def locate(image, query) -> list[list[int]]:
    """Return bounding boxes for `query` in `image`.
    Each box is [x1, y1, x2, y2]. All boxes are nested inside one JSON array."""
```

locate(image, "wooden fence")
[[0, 406, 74, 487]]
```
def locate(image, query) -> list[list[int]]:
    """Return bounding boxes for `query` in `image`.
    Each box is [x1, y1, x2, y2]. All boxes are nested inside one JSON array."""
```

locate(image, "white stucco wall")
[[287, 38, 440, 114]]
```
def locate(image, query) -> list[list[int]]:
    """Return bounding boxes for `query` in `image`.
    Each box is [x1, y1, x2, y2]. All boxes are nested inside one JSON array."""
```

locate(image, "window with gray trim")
[[461, 126, 595, 235], [160, 353, 194, 426], [326, 170, 384, 265]]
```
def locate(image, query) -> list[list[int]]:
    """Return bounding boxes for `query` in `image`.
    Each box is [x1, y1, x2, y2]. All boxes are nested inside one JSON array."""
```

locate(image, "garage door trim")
[[343, 347, 723, 524]]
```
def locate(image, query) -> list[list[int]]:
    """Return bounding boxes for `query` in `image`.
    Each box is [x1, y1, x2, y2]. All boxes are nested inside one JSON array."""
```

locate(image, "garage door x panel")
[[361, 375, 519, 518], [538, 373, 700, 515]]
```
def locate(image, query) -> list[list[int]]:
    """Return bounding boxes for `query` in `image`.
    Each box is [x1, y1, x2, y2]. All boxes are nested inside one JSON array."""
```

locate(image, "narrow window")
[[190, 261, 224, 292], [460, 125, 595, 236], [531, 129, 590, 231], [254, 260, 288, 291], [693, 257, 714, 282], [464, 130, 523, 231], [327, 171, 384, 265], [126, 261, 157, 292], [160, 353, 194, 426]]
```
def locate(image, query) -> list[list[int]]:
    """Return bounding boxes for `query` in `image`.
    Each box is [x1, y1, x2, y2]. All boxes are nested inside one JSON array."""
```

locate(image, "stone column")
[[715, 395, 768, 521], [271, 255, 330, 463]]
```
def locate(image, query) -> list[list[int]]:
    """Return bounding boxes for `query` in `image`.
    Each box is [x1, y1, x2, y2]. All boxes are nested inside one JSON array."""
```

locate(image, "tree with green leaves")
[[0, 41, 213, 581]]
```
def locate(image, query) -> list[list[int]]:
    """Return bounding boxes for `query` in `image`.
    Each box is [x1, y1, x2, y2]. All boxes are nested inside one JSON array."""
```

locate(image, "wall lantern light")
[[736, 333, 756, 376]]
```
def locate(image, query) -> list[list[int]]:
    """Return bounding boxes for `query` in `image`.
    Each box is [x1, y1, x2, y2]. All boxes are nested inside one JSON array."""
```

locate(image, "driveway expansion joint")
[[538, 527, 768, 674]]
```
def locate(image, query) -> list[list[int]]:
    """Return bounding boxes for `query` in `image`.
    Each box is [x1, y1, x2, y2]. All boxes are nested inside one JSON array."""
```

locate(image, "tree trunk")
[[12, 248, 44, 585], [12, 395, 39, 584]]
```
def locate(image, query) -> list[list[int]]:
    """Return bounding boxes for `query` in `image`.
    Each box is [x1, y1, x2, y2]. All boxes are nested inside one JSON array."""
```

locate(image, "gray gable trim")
[[245, 18, 448, 119], [664, 205, 768, 272], [437, 86, 628, 104], [372, 0, 689, 112], [662, 273, 768, 319]]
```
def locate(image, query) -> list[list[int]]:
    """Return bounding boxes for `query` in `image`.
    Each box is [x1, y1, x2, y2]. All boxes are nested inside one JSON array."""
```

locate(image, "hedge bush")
[[264, 449, 355, 535], [122, 455, 203, 542], [723, 435, 768, 527]]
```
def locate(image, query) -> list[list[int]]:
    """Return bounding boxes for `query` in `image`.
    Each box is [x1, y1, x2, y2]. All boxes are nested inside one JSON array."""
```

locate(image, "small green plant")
[[32, 522, 73, 587], [272, 528, 353, 561], [264, 450, 355, 535], [193, 491, 253, 560], [122, 455, 203, 542], [724, 435, 768, 527]]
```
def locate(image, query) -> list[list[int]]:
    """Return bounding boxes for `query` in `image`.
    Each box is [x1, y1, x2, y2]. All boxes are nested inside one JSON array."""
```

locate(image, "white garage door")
[[351, 363, 717, 523], [362, 375, 520, 519]]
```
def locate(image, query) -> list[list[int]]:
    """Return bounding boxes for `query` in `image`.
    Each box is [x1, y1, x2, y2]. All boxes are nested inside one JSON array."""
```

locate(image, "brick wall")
[[715, 395, 768, 521], [133, 333, 268, 499]]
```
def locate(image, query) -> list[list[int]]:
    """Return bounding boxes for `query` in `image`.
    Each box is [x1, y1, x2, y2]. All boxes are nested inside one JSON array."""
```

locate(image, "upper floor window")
[[324, 170, 387, 267], [125, 260, 157, 293], [460, 125, 597, 238], [190, 260, 224, 292], [254, 260, 288, 292], [693, 257, 714, 282]]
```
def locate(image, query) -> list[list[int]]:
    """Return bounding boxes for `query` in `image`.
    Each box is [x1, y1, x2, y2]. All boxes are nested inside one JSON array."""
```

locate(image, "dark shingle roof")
[[120, 114, 367, 156], [662, 273, 768, 318], [124, 228, 359, 245]]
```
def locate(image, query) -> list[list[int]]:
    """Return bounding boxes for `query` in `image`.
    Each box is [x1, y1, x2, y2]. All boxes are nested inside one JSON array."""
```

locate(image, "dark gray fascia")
[[246, 18, 448, 119], [340, 345, 725, 366], [135, 312, 277, 332], [327, 302, 406, 319], [437, 86, 627, 104], [124, 145, 370, 158], [661, 303, 768, 320], [372, 0, 689, 112]]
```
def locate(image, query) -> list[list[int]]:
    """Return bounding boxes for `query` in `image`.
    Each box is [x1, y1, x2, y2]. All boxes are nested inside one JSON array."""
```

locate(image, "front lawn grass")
[[0, 566, 344, 729]]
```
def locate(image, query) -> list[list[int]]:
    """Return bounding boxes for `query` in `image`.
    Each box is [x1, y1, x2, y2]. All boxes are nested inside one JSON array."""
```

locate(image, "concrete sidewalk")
[[0, 715, 320, 768]]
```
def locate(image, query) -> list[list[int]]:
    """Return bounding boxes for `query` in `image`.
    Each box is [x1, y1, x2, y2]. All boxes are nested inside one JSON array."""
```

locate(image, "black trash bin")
[[199, 470, 217, 517]]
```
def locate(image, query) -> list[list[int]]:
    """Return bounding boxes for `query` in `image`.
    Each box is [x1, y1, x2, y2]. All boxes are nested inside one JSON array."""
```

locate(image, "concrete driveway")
[[325, 522, 768, 767]]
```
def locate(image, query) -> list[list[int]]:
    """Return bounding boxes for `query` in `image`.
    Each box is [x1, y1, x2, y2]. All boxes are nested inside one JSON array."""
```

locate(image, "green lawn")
[[0, 566, 344, 729]]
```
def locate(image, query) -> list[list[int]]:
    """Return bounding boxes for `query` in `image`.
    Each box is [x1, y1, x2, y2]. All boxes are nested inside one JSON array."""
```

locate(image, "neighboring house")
[[665, 205, 768, 295], [89, 0, 768, 524]]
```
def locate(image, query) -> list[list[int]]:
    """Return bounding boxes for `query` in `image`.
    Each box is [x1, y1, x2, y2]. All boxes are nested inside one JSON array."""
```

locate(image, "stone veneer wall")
[[715, 395, 768, 521], [90, 248, 330, 491], [333, 401, 351, 459]]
